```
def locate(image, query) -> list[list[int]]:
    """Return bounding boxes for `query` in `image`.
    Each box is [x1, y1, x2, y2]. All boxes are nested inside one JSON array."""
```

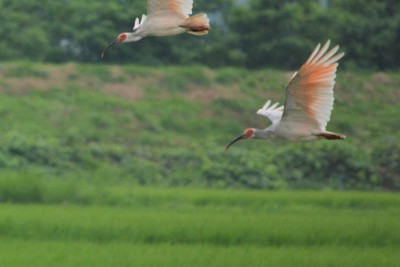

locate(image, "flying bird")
[[101, 0, 210, 58], [226, 40, 346, 151]]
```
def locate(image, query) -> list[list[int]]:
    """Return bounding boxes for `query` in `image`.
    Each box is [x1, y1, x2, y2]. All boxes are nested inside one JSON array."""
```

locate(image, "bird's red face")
[[116, 33, 127, 44], [101, 33, 128, 59], [225, 128, 254, 151], [243, 128, 255, 139]]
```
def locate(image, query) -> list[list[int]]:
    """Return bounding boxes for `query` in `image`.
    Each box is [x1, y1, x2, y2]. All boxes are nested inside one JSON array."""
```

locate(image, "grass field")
[[1, 189, 399, 267]]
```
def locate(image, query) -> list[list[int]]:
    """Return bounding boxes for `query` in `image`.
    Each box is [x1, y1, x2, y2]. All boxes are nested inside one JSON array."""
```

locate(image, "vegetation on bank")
[[0, 62, 398, 197]]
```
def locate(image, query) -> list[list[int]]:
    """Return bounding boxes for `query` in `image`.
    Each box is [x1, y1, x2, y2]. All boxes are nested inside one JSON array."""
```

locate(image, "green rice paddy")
[[1, 189, 399, 267]]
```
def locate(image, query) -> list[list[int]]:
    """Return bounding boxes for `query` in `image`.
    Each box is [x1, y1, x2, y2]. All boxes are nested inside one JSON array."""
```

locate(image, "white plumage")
[[256, 100, 284, 125], [133, 15, 147, 31]]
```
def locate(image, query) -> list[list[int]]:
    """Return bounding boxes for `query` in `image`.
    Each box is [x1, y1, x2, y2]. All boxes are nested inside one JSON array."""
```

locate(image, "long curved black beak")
[[225, 134, 245, 152], [101, 39, 118, 59]]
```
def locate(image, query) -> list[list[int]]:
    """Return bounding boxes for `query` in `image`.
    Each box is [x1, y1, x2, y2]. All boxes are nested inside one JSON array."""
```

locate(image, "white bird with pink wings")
[[226, 40, 346, 151], [102, 0, 210, 58]]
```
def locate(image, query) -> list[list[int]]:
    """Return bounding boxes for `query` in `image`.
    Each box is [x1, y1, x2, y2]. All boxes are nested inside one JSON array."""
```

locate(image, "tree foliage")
[[0, 0, 399, 69]]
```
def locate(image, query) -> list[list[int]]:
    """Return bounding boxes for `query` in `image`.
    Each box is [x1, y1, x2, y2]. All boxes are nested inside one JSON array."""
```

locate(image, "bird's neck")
[[253, 127, 274, 139], [125, 32, 144, 43]]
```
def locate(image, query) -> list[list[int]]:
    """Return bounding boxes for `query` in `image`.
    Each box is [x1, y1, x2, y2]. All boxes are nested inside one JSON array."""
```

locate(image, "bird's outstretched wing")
[[133, 14, 147, 31], [281, 40, 344, 131], [147, 0, 193, 16], [256, 100, 284, 125]]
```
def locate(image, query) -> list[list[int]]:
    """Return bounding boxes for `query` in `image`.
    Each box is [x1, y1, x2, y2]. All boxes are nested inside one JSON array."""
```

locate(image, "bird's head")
[[225, 128, 255, 151], [101, 32, 143, 58]]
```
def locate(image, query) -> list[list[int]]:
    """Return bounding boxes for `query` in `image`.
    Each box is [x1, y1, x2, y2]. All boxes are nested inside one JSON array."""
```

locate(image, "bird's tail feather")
[[181, 13, 210, 35], [315, 132, 346, 140]]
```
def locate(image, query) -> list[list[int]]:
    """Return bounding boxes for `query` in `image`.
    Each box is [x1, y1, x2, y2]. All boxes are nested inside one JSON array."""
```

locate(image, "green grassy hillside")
[[0, 62, 399, 197]]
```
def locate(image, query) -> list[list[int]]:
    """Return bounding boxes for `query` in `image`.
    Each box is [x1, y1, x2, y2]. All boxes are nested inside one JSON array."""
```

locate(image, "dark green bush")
[[372, 140, 400, 190], [273, 143, 377, 190]]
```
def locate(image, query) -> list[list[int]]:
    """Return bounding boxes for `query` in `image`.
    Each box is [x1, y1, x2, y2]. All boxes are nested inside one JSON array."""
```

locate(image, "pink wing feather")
[[281, 40, 344, 131], [147, 0, 193, 16]]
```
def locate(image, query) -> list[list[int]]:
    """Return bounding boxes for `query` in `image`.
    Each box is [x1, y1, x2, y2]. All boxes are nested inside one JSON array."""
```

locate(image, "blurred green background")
[[1, 0, 400, 69], [0, 1, 399, 266], [0, 0, 398, 193]]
